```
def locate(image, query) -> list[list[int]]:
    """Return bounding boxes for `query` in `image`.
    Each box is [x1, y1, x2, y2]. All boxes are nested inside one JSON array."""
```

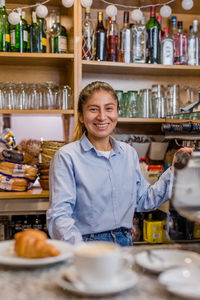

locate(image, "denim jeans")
[[82, 227, 133, 247]]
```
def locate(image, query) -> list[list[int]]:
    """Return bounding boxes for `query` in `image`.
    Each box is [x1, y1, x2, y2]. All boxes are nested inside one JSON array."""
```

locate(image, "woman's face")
[[79, 90, 118, 142]]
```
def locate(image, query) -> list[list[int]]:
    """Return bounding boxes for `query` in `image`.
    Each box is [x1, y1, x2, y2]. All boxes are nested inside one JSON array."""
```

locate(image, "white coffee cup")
[[74, 241, 133, 288]]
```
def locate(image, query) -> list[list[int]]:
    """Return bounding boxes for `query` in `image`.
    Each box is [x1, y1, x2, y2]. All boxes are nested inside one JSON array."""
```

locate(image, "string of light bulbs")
[[7, 0, 195, 25]]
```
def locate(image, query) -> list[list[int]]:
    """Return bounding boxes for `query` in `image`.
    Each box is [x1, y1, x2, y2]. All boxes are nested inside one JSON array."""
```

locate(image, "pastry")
[[14, 229, 60, 258]]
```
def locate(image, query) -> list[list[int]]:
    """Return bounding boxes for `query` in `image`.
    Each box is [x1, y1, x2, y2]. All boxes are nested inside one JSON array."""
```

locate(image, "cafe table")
[[0, 242, 200, 300]]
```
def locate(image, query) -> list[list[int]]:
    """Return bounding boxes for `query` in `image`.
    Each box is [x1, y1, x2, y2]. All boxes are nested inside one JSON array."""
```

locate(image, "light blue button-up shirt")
[[47, 133, 172, 244]]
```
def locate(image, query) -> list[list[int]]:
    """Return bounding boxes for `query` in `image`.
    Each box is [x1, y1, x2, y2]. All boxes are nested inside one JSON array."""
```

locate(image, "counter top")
[[0, 187, 49, 199], [1, 242, 200, 300]]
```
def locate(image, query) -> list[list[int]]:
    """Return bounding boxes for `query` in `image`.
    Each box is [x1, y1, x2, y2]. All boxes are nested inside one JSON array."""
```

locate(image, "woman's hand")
[[172, 147, 194, 169]]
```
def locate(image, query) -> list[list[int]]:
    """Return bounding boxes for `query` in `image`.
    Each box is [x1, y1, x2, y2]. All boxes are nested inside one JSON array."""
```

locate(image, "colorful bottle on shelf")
[[188, 20, 199, 66], [0, 0, 10, 52], [107, 16, 119, 62], [30, 11, 40, 53], [53, 15, 67, 53], [132, 17, 146, 64], [38, 16, 47, 53], [120, 11, 131, 63], [12, 9, 28, 53], [95, 11, 106, 61], [170, 16, 177, 35], [173, 21, 188, 65], [161, 27, 174, 65], [157, 15, 164, 40], [146, 6, 161, 64], [82, 7, 94, 60]]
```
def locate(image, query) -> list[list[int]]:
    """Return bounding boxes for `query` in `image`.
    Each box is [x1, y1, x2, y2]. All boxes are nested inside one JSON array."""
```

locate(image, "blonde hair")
[[71, 81, 119, 142]]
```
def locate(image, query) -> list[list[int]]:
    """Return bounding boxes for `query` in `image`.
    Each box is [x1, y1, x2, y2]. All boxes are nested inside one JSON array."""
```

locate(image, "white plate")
[[0, 239, 74, 267], [57, 265, 138, 297], [135, 249, 200, 273], [158, 266, 200, 299]]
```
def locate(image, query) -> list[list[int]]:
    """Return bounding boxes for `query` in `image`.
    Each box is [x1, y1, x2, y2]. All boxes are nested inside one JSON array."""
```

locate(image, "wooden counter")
[[0, 187, 49, 215]]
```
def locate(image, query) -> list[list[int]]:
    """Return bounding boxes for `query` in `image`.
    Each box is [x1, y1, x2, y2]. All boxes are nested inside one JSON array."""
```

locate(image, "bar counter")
[[1, 242, 200, 300]]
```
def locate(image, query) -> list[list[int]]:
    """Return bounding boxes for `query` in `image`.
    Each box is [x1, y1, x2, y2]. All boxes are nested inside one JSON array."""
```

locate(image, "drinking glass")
[[0, 82, 5, 109], [151, 84, 166, 118], [47, 11, 62, 53], [127, 90, 138, 117], [3, 82, 15, 110], [115, 90, 124, 117], [137, 89, 151, 118], [15, 82, 26, 110], [57, 85, 72, 110], [42, 81, 58, 110], [166, 84, 180, 116]]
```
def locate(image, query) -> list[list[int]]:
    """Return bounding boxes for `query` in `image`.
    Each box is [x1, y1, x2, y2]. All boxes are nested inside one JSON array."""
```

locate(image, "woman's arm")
[[47, 150, 83, 244]]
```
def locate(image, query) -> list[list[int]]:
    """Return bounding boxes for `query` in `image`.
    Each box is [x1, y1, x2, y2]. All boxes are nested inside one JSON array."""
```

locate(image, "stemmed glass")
[[47, 11, 62, 53]]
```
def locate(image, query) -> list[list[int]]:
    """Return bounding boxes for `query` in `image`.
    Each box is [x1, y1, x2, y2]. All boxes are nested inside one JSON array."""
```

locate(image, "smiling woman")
[[47, 81, 192, 247]]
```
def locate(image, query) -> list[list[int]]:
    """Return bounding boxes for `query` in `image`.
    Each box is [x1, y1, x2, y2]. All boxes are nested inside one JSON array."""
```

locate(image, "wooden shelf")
[[118, 118, 164, 124], [0, 109, 74, 114], [82, 60, 200, 76], [0, 187, 49, 199], [0, 53, 74, 67]]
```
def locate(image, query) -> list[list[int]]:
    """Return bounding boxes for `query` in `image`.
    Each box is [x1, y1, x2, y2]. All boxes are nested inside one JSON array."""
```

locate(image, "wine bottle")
[[82, 7, 94, 60], [30, 11, 40, 53], [15, 9, 28, 53], [173, 21, 188, 65], [38, 16, 47, 53], [0, 0, 10, 52], [107, 16, 119, 62], [53, 15, 67, 53], [95, 11, 106, 61], [146, 6, 161, 64]]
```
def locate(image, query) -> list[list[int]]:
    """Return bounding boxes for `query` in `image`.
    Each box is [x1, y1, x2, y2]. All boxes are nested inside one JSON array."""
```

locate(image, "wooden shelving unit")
[[0, 109, 74, 114]]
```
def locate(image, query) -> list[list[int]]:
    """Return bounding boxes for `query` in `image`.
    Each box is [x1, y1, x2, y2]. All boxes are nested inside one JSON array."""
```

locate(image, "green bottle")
[[30, 11, 39, 53], [53, 15, 67, 53], [0, 0, 10, 52], [38, 16, 47, 53], [15, 9, 28, 52]]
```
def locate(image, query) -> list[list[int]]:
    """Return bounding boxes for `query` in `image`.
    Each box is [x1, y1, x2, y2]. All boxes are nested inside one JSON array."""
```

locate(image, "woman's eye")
[[89, 108, 98, 112], [106, 107, 113, 111]]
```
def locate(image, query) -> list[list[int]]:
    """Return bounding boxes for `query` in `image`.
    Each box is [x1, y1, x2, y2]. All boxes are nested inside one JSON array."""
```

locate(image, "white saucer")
[[56, 265, 138, 297], [158, 266, 200, 299], [135, 249, 200, 274]]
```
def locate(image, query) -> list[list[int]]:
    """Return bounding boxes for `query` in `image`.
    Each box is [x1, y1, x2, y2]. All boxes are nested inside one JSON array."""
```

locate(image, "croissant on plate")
[[14, 229, 60, 258]]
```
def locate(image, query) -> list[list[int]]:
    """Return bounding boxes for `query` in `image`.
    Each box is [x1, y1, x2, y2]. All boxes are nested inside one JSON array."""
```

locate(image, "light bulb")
[[36, 5, 48, 18], [62, 0, 74, 8], [160, 5, 172, 18], [131, 9, 143, 22], [8, 11, 20, 25], [182, 0, 194, 10], [105, 5, 118, 17], [81, 0, 93, 8]]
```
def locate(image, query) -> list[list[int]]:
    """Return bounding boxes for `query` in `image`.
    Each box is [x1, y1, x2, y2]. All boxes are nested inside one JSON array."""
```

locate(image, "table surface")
[[1, 242, 200, 300]]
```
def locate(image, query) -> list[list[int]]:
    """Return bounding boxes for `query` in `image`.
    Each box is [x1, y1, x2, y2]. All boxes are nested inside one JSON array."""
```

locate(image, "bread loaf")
[[14, 229, 60, 258], [0, 174, 28, 191], [0, 161, 38, 181]]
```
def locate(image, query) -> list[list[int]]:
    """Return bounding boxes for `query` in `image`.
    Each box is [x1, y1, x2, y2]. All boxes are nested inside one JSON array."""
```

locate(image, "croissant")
[[14, 229, 60, 258]]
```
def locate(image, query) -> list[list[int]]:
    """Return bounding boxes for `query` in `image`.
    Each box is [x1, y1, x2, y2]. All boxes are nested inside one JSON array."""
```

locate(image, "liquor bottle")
[[38, 16, 47, 53], [170, 16, 177, 35], [146, 6, 161, 64], [95, 11, 106, 61], [53, 15, 67, 53], [132, 17, 146, 64], [188, 20, 199, 66], [30, 11, 40, 53], [107, 16, 119, 62], [173, 21, 188, 65], [82, 7, 94, 60], [0, 0, 10, 52], [14, 9, 28, 53], [120, 11, 131, 63], [161, 27, 174, 65]]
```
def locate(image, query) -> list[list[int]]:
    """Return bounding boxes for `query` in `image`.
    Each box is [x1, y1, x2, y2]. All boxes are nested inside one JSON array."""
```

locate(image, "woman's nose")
[[97, 109, 106, 120]]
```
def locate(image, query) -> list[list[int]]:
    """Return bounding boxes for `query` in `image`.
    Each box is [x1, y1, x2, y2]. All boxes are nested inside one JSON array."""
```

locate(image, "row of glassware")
[[0, 82, 73, 110], [116, 84, 199, 118]]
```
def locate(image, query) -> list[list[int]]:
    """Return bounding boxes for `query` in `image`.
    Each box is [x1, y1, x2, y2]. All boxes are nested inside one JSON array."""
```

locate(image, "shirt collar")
[[80, 132, 123, 155]]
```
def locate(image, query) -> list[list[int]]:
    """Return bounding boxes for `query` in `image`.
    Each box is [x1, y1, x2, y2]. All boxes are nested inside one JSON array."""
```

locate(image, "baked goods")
[[14, 229, 60, 258], [0, 161, 38, 181], [0, 174, 28, 192]]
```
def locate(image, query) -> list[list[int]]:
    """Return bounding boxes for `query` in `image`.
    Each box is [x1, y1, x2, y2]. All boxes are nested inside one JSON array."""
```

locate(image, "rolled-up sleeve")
[[136, 166, 172, 212], [47, 150, 83, 244]]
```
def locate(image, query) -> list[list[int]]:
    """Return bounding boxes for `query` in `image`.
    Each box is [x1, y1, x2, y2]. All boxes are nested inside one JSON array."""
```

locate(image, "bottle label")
[[23, 30, 28, 42], [11, 30, 15, 46], [188, 37, 196, 65], [5, 34, 10, 43], [42, 37, 47, 46], [58, 36, 67, 52]]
